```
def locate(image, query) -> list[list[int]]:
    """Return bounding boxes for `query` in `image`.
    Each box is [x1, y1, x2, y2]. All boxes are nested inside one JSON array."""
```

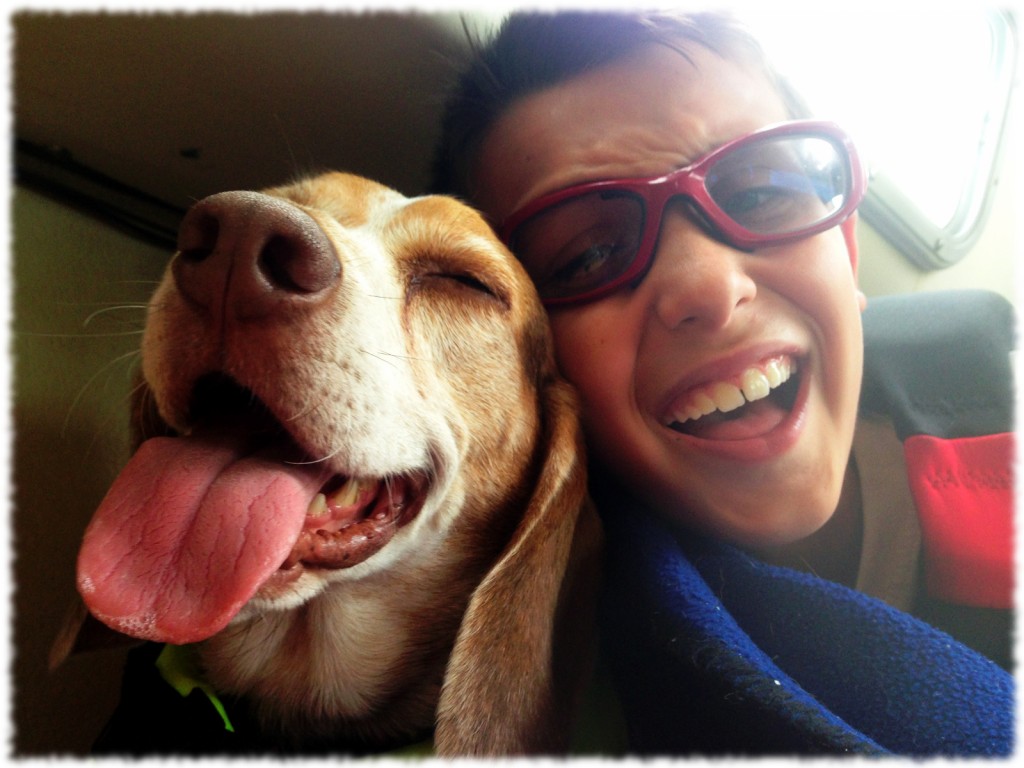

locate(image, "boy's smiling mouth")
[[664, 356, 801, 441]]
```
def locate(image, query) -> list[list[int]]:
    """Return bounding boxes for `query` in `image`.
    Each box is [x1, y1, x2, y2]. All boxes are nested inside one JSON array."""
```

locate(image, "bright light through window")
[[737, 7, 1016, 268]]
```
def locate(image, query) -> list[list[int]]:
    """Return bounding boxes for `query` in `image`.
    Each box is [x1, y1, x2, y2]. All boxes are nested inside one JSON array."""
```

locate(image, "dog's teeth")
[[307, 493, 327, 517], [327, 478, 361, 509]]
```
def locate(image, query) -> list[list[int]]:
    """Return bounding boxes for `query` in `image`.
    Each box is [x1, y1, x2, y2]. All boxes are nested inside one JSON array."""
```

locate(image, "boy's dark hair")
[[430, 10, 798, 203]]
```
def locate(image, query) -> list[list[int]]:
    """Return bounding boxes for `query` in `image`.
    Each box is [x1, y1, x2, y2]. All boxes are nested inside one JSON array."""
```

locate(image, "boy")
[[432, 10, 1013, 755]]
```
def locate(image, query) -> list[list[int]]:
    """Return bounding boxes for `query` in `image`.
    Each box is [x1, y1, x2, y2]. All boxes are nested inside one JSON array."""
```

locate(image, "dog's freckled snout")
[[173, 190, 341, 319]]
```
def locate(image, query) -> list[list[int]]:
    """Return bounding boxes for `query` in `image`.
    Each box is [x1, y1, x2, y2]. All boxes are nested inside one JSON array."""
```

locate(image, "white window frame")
[[741, 7, 1018, 270]]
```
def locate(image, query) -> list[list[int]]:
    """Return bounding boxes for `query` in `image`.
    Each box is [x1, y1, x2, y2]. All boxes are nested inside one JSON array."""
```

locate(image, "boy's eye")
[[719, 186, 804, 230], [547, 239, 632, 292], [722, 186, 786, 215], [513, 193, 643, 300]]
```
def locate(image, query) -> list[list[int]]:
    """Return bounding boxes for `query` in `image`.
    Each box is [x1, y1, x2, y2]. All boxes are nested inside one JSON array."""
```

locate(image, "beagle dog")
[[59, 172, 600, 756]]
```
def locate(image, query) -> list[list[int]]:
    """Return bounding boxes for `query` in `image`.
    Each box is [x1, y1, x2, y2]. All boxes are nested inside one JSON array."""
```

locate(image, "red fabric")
[[903, 433, 1014, 609]]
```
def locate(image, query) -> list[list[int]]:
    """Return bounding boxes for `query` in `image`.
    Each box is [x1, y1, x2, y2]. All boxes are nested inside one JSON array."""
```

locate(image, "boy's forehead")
[[472, 42, 789, 220]]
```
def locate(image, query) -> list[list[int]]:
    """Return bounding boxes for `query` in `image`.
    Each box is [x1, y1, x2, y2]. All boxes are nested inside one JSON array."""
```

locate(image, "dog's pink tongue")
[[77, 435, 328, 645]]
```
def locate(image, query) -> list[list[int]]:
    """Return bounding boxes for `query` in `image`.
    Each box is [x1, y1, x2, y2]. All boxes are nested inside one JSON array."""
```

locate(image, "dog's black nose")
[[173, 190, 341, 319]]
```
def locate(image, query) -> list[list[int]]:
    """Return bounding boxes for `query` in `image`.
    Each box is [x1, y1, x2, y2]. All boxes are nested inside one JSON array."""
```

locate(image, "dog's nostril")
[[176, 209, 221, 261], [259, 232, 340, 294]]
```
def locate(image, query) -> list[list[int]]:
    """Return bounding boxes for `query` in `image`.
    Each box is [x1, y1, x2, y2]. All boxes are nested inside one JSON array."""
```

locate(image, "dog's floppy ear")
[[434, 377, 602, 756], [49, 598, 142, 670]]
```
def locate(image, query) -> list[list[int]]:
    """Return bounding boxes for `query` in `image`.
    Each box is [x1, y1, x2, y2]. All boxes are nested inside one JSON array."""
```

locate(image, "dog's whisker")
[[141, 297, 174, 317], [375, 351, 434, 363], [39, 298, 149, 309], [78, 374, 151, 458], [282, 395, 330, 425], [83, 304, 150, 326], [283, 454, 335, 467], [284, 440, 350, 467], [128, 377, 155, 417], [364, 294, 404, 301], [15, 329, 146, 339], [273, 112, 318, 185], [358, 348, 403, 370], [62, 348, 143, 440]]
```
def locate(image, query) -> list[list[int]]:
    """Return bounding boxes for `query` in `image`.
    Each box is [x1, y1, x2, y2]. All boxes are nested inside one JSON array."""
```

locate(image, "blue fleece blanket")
[[599, 503, 1014, 755]]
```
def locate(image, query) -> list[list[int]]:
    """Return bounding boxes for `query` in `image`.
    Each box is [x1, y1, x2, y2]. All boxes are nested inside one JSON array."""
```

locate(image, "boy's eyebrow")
[[668, 138, 722, 171]]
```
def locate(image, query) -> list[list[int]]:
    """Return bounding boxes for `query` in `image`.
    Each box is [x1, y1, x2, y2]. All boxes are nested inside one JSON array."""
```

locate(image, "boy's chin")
[[702, 503, 838, 553]]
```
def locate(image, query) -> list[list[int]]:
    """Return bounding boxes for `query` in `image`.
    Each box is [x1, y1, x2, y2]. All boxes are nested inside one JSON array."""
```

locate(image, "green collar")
[[155, 643, 234, 732], [153, 644, 434, 754]]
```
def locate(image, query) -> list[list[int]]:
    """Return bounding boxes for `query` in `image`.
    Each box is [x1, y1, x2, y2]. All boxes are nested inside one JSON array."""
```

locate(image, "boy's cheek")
[[549, 309, 646, 445], [778, 234, 864, 322], [549, 309, 627, 384]]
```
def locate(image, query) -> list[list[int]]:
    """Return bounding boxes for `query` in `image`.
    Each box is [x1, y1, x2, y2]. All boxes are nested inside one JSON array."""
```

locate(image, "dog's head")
[[69, 172, 599, 754]]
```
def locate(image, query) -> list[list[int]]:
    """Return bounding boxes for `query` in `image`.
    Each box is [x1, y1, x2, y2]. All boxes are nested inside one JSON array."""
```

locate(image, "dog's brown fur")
[[59, 172, 600, 756]]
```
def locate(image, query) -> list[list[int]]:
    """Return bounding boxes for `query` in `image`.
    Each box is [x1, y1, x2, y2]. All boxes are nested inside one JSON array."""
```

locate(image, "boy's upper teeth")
[[669, 357, 796, 425], [710, 382, 745, 414]]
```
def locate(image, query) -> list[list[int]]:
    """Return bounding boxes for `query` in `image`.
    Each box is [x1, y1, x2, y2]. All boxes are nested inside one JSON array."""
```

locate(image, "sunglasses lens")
[[509, 191, 645, 302], [706, 134, 850, 236]]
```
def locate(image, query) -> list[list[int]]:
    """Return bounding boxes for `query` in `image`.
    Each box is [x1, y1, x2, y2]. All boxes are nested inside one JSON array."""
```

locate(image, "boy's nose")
[[647, 208, 757, 331]]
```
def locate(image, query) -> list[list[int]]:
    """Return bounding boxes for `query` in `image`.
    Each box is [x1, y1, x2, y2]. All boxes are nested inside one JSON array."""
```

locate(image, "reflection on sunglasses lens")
[[707, 136, 847, 235]]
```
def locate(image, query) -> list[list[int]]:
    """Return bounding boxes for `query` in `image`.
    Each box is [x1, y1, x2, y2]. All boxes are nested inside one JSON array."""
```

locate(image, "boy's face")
[[473, 43, 866, 548]]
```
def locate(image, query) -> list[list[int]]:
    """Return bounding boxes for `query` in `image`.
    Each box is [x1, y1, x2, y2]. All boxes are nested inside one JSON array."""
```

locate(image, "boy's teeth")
[[741, 368, 771, 402], [711, 382, 745, 413], [693, 392, 717, 418], [764, 359, 785, 388], [670, 358, 796, 426]]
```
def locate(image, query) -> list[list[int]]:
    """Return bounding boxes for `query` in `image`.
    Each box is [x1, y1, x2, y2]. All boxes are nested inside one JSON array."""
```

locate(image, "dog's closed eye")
[[415, 270, 502, 302]]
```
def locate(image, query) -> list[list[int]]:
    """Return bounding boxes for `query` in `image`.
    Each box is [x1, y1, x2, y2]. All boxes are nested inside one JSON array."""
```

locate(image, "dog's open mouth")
[[76, 373, 427, 646], [283, 473, 425, 570], [188, 374, 427, 574]]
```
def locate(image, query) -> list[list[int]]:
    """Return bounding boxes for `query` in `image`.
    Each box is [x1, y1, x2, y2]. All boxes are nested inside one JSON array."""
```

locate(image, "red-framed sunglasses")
[[499, 120, 868, 307]]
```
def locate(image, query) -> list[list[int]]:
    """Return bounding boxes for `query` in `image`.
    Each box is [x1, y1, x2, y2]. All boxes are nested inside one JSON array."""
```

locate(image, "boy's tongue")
[[684, 397, 788, 441], [76, 434, 331, 645]]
